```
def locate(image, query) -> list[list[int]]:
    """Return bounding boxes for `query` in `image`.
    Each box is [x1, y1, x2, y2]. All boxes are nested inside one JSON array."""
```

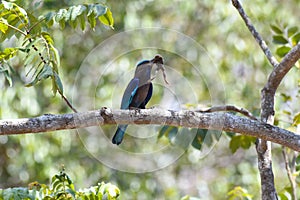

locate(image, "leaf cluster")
[[0, 170, 120, 200], [271, 24, 300, 67], [158, 125, 222, 151], [0, 1, 114, 96]]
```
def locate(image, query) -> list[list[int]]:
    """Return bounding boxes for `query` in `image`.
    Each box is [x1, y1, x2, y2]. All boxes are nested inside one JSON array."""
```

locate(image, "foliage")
[[270, 23, 300, 200], [158, 123, 257, 153], [227, 186, 252, 200], [158, 125, 225, 150], [271, 23, 300, 66], [229, 135, 256, 153], [0, 170, 120, 200], [0, 0, 113, 95]]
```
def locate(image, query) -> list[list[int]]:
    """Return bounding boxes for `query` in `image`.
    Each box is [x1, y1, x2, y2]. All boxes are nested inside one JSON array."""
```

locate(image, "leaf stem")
[[0, 20, 27, 36]]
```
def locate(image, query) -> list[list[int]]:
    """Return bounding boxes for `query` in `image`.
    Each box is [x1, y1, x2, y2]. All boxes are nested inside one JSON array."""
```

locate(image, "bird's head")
[[136, 55, 164, 68], [151, 54, 164, 65]]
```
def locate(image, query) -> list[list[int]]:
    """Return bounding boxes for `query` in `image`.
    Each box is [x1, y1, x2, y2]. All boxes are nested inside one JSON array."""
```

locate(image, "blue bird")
[[112, 55, 164, 145]]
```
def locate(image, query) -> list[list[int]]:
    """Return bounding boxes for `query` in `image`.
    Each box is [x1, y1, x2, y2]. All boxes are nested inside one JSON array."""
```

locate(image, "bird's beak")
[[152, 58, 169, 84]]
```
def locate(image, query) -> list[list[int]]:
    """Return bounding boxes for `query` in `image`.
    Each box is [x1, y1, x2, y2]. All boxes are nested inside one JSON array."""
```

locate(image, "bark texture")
[[1, 108, 300, 152]]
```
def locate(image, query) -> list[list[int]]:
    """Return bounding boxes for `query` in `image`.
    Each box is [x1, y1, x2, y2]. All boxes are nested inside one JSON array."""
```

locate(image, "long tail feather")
[[112, 125, 128, 145]]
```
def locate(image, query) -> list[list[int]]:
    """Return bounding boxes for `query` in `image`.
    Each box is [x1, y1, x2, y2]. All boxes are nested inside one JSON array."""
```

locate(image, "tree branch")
[[259, 41, 300, 199], [196, 105, 257, 120], [1, 107, 300, 151], [261, 42, 300, 119], [231, 0, 279, 67], [282, 147, 297, 200], [59, 90, 78, 113]]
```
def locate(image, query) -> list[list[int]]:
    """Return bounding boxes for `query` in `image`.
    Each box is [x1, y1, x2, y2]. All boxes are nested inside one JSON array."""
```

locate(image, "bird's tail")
[[112, 125, 128, 145]]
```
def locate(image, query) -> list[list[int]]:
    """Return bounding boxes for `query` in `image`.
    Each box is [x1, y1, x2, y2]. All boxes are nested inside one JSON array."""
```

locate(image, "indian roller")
[[112, 55, 164, 145]]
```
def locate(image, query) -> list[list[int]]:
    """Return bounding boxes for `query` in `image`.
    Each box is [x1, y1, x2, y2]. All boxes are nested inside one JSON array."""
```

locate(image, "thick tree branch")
[[1, 108, 300, 151], [231, 0, 279, 67], [261, 42, 300, 119], [259, 41, 300, 199]]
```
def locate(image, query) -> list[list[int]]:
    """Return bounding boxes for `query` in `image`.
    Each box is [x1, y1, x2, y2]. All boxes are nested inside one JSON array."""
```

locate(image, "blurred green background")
[[1, 0, 300, 199]]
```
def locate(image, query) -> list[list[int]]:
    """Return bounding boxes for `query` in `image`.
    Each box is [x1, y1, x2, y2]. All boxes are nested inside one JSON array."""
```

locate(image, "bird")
[[112, 55, 164, 145]]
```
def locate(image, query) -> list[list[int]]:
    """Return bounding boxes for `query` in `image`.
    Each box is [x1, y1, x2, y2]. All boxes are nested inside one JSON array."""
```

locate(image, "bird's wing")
[[143, 82, 153, 106], [120, 78, 139, 109]]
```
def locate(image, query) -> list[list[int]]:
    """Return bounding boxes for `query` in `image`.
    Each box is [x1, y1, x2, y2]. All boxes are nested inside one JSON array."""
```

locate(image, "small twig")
[[27, 18, 45, 34], [59, 90, 78, 113], [0, 20, 27, 36], [282, 147, 297, 200], [196, 105, 258, 121], [231, 0, 279, 67]]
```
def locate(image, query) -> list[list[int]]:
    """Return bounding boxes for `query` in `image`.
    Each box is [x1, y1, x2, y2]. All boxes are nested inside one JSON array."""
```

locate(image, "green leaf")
[[50, 44, 60, 69], [93, 4, 107, 18], [2, 1, 14, 10], [276, 46, 291, 57], [24, 52, 36, 67], [58, 20, 65, 29], [0, 20, 9, 33], [7, 13, 18, 23], [291, 32, 300, 46], [78, 14, 86, 30], [25, 64, 53, 87], [87, 12, 96, 30], [4, 70, 12, 86], [278, 193, 288, 200], [293, 112, 300, 126], [70, 5, 86, 23], [41, 32, 54, 45], [280, 93, 292, 102], [157, 125, 170, 138], [52, 176, 62, 191], [98, 8, 114, 28], [26, 13, 43, 34], [224, 131, 235, 138], [191, 129, 208, 150], [270, 24, 283, 34], [0, 47, 18, 61], [173, 128, 196, 149], [227, 186, 252, 200], [43, 11, 55, 26], [168, 127, 178, 143], [272, 35, 288, 45], [229, 135, 255, 153], [287, 26, 298, 37], [229, 137, 239, 153], [0, 63, 13, 86], [69, 18, 77, 29], [296, 154, 300, 165], [55, 9, 67, 22], [53, 72, 64, 94], [87, 4, 95, 16]]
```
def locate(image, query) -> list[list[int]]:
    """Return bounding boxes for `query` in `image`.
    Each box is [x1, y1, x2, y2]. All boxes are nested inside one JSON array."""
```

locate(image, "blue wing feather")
[[120, 78, 139, 109], [144, 83, 153, 106]]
